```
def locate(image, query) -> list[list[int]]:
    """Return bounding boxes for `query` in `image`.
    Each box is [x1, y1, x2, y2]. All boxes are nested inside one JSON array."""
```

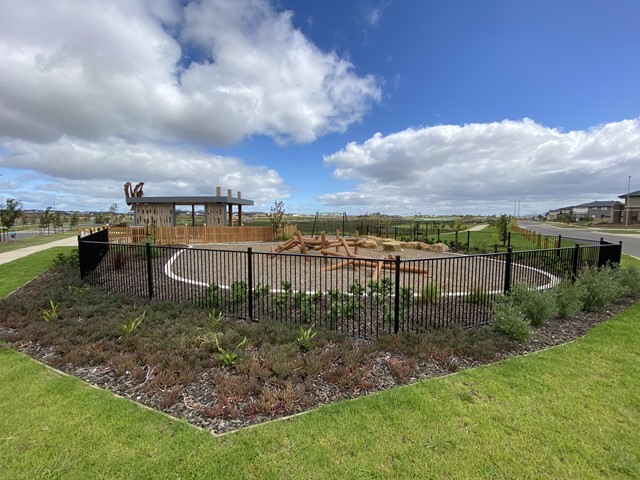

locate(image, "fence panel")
[[77, 234, 623, 339]]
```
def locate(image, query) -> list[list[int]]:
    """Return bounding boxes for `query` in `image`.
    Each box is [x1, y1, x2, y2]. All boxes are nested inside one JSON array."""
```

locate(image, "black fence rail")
[[77, 229, 622, 339]]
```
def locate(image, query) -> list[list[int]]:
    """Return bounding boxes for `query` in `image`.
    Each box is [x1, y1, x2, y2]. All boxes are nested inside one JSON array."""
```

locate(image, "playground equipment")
[[271, 230, 429, 280]]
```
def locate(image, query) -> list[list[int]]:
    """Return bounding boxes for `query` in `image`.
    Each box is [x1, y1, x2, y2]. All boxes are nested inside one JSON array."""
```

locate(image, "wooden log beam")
[[296, 230, 308, 254], [321, 259, 353, 272]]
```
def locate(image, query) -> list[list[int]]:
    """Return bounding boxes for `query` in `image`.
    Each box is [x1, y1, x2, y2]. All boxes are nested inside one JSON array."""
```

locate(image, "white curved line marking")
[[164, 248, 562, 299]]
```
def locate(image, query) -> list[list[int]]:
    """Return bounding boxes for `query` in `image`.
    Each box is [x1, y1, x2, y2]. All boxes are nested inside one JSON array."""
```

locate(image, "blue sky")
[[1, 0, 639, 216]]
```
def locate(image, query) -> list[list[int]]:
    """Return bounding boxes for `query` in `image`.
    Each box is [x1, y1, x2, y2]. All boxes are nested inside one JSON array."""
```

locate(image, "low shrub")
[[492, 301, 531, 343], [575, 266, 624, 312], [53, 249, 80, 268], [613, 265, 640, 299], [553, 280, 585, 319], [509, 283, 557, 326]]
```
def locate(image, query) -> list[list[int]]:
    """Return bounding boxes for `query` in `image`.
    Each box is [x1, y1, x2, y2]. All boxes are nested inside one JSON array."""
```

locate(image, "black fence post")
[[247, 247, 254, 321], [556, 234, 562, 258], [437, 228, 441, 242], [146, 241, 154, 299], [425, 223, 428, 243], [394, 226, 397, 240], [393, 255, 401, 334], [507, 231, 511, 249], [467, 230, 471, 252], [503, 247, 513, 294], [571, 244, 580, 281]]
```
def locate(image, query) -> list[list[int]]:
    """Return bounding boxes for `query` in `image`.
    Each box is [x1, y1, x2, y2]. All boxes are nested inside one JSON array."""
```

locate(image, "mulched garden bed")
[[0, 265, 632, 435]]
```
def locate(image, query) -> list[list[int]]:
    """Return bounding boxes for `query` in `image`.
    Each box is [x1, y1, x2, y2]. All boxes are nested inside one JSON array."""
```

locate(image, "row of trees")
[[1, 198, 83, 240]]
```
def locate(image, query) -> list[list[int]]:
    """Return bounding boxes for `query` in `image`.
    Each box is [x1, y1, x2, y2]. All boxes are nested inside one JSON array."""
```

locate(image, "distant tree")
[[268, 200, 286, 239], [452, 219, 465, 248], [0, 198, 23, 241], [39, 207, 53, 235], [52, 210, 63, 232], [493, 214, 511, 246], [69, 212, 79, 229], [108, 203, 119, 224], [94, 213, 107, 225]]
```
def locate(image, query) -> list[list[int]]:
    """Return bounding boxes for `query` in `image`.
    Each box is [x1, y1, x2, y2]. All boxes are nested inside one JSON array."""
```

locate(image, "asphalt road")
[[519, 221, 640, 259]]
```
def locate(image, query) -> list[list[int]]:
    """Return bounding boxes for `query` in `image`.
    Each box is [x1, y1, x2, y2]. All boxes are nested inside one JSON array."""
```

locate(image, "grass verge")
[[0, 232, 76, 254], [0, 289, 638, 477], [0, 247, 74, 297]]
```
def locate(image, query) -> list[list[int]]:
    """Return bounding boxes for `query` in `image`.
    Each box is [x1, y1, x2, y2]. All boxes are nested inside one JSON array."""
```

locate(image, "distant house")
[[546, 201, 623, 223], [546, 206, 574, 221], [618, 190, 640, 224], [573, 201, 622, 223]]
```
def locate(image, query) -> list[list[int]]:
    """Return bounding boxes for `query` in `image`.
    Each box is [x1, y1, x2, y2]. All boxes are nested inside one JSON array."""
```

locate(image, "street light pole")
[[625, 176, 631, 229], [517, 197, 526, 219], [513, 195, 526, 219]]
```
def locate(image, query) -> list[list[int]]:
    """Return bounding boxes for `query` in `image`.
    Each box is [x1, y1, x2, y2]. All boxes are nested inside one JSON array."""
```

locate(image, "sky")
[[1, 0, 639, 217]]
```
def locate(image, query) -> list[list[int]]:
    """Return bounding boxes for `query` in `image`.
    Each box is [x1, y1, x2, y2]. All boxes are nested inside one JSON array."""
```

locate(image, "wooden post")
[[237, 191, 243, 226]]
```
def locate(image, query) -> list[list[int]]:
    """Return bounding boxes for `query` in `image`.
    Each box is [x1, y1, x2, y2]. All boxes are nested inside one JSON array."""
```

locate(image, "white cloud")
[[0, 0, 380, 146], [0, 137, 288, 211], [321, 118, 640, 214]]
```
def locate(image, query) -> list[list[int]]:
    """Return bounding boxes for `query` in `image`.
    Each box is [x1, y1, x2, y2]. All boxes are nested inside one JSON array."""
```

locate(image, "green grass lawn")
[[0, 247, 74, 297], [0, 262, 638, 478], [0, 232, 76, 254], [0, 250, 638, 478]]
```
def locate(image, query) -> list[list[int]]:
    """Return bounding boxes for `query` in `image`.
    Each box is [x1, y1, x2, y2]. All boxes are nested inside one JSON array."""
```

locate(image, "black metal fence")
[[77, 229, 622, 339]]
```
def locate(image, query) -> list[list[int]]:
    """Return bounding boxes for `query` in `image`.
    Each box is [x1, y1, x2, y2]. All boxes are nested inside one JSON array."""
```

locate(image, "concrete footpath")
[[0, 236, 79, 266]]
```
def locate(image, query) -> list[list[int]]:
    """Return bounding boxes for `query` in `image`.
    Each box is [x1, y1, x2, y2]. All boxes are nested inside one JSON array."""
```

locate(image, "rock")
[[361, 238, 379, 249], [381, 240, 402, 252], [401, 241, 420, 249], [430, 243, 450, 253]]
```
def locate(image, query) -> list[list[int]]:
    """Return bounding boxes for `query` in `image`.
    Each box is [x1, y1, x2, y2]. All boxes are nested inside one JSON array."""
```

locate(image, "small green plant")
[[492, 301, 531, 343], [53, 249, 80, 267], [120, 310, 146, 335], [327, 289, 344, 300], [204, 283, 221, 309], [294, 290, 308, 308], [297, 324, 317, 350], [328, 301, 343, 325], [300, 297, 318, 321], [208, 309, 223, 330], [281, 281, 292, 293], [253, 284, 271, 299], [464, 288, 491, 305], [215, 335, 247, 368], [368, 277, 393, 296], [345, 297, 362, 318], [421, 283, 441, 304], [42, 300, 60, 323], [348, 280, 365, 296], [230, 281, 248, 304], [399, 287, 414, 307]]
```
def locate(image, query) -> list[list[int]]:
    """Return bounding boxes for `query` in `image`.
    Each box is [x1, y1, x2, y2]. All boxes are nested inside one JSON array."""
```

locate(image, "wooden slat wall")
[[106, 224, 298, 245]]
